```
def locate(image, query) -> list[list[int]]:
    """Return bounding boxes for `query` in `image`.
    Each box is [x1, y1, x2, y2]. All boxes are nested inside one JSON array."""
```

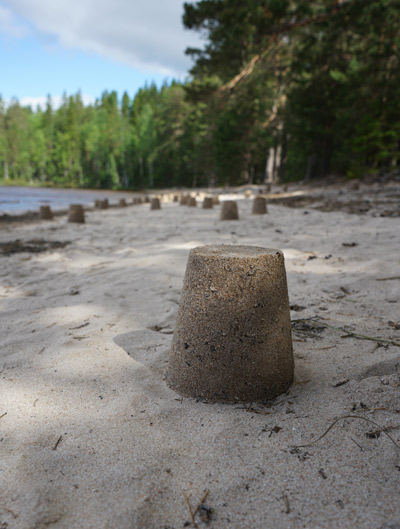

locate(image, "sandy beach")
[[1, 182, 399, 529]]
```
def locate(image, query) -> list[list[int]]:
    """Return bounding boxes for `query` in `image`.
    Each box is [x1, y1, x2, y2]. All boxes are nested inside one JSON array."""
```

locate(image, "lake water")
[[0, 186, 137, 214]]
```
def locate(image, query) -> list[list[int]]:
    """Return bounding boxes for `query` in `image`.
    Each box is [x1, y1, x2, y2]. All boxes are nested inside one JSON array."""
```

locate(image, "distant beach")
[[0, 186, 136, 214]]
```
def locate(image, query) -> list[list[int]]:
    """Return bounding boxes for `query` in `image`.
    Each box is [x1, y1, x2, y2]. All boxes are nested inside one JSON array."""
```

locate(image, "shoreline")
[[1, 179, 399, 222]]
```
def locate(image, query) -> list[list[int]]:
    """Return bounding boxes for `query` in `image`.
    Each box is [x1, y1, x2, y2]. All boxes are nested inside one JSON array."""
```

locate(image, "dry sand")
[[0, 183, 399, 529]]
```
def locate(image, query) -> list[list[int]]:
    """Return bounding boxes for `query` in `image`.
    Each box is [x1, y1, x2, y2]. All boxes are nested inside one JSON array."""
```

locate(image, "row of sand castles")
[[37, 190, 271, 224], [150, 192, 269, 220], [38, 196, 150, 223], [95, 191, 269, 219]]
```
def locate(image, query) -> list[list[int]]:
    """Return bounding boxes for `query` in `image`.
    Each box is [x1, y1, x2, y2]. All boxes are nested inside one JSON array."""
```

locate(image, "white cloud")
[[0, 4, 28, 38], [17, 94, 95, 109], [1, 0, 203, 76]]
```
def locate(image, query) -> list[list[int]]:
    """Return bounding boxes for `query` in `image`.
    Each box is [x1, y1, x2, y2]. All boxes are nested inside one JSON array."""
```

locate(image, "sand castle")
[[252, 196, 268, 215], [39, 205, 53, 220], [188, 197, 197, 207], [95, 198, 109, 209], [150, 197, 161, 210], [349, 181, 360, 190], [168, 244, 294, 402], [68, 204, 85, 223], [119, 199, 127, 207], [202, 196, 213, 209], [220, 200, 239, 220]]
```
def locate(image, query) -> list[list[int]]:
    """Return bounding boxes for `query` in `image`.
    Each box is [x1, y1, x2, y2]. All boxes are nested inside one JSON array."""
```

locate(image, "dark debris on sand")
[[0, 239, 70, 256]]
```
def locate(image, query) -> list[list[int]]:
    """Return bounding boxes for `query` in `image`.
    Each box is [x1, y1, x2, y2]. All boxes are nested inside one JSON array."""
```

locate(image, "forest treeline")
[[0, 0, 399, 189]]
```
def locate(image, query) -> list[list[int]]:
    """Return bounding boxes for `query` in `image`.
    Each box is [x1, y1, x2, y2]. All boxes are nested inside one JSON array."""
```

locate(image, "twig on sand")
[[68, 322, 90, 330], [376, 276, 400, 281], [355, 407, 387, 413], [366, 424, 400, 437], [193, 489, 210, 518], [52, 435, 63, 451], [283, 494, 290, 514], [292, 318, 400, 347], [4, 506, 18, 518], [350, 437, 363, 451], [182, 491, 195, 526], [182, 489, 210, 527], [0, 412, 7, 420], [247, 407, 272, 415], [193, 489, 210, 517], [294, 415, 400, 450]]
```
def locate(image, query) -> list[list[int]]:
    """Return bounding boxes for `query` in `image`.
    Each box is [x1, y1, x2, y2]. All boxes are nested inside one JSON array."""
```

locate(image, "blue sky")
[[0, 0, 203, 108]]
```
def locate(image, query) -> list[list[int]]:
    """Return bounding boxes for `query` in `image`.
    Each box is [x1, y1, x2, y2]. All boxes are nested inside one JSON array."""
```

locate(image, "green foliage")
[[0, 85, 197, 189], [182, 0, 400, 183], [1, 0, 398, 188]]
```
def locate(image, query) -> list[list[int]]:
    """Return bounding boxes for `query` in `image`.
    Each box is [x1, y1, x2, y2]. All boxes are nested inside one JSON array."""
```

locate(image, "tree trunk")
[[208, 171, 216, 188], [148, 159, 154, 188], [278, 133, 288, 183], [265, 147, 274, 184], [242, 152, 251, 183], [4, 159, 9, 180], [273, 141, 281, 183], [79, 165, 84, 186], [122, 170, 129, 188], [27, 163, 33, 184], [306, 154, 317, 181], [249, 164, 255, 185], [140, 157, 144, 183]]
